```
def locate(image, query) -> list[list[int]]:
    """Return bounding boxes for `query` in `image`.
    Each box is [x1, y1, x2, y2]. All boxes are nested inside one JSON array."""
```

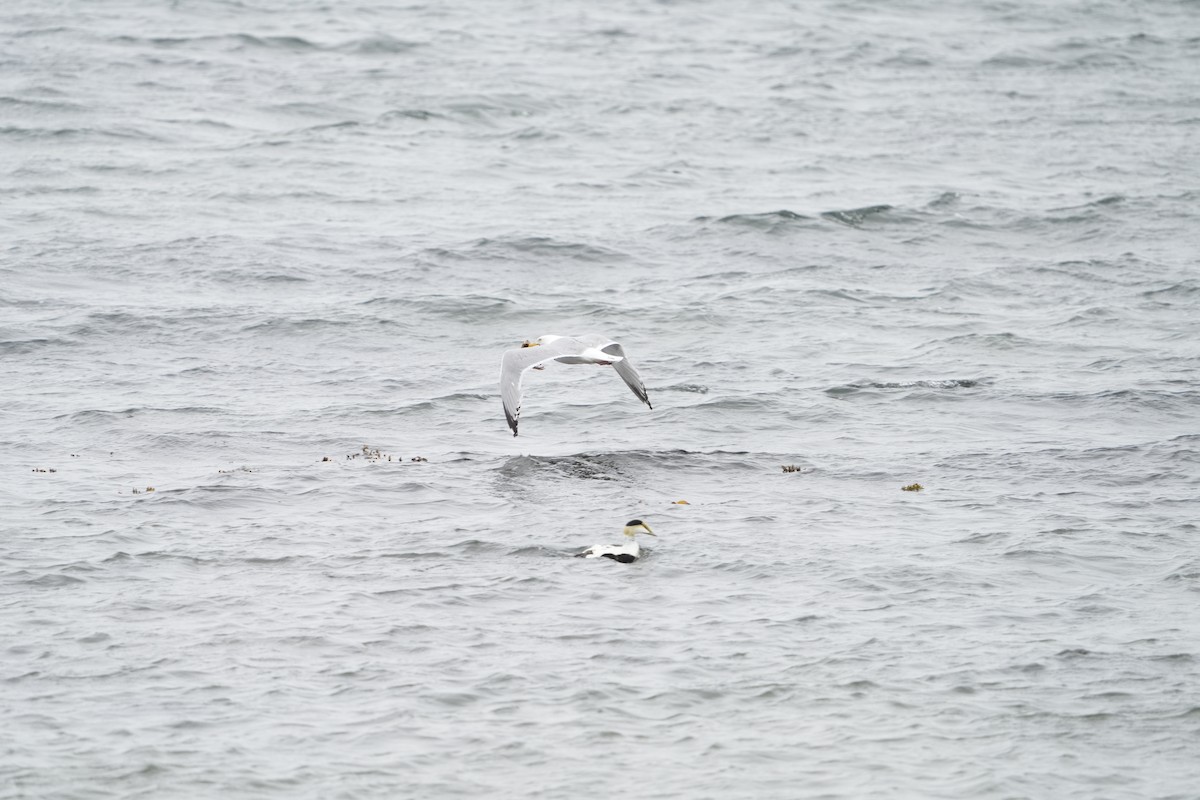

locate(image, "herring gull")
[[499, 334, 652, 436]]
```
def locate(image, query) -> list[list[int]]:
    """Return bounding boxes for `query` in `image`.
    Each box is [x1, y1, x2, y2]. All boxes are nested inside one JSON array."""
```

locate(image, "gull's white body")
[[499, 334, 652, 437], [577, 520, 656, 564]]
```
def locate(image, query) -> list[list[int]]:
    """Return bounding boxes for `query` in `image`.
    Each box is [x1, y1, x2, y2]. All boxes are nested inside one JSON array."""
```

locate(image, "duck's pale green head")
[[623, 519, 655, 538]]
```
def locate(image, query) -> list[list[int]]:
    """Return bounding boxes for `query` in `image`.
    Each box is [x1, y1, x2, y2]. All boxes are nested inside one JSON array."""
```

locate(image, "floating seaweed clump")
[[324, 446, 410, 463], [901, 483, 924, 492], [347, 445, 393, 462]]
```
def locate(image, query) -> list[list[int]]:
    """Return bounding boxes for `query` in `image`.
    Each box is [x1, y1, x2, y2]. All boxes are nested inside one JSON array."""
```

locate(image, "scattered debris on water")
[[346, 445, 394, 463]]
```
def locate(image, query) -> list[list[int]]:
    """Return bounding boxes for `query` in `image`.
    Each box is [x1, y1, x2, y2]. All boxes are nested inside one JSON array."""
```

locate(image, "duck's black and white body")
[[499, 334, 652, 436], [576, 519, 656, 563]]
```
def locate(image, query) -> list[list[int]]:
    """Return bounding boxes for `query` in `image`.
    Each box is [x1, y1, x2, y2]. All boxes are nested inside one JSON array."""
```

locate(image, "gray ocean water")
[[3, 1, 1200, 797]]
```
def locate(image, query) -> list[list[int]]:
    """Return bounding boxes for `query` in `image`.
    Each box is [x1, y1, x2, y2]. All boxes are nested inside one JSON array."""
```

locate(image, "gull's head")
[[522, 334, 562, 348], [623, 519, 655, 538]]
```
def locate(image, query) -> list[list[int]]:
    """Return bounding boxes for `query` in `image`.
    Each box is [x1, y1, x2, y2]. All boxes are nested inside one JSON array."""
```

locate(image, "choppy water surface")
[[3, 1, 1199, 797]]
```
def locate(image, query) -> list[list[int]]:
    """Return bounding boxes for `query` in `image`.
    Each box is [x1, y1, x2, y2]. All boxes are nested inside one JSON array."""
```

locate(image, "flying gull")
[[576, 519, 656, 563], [499, 334, 652, 437]]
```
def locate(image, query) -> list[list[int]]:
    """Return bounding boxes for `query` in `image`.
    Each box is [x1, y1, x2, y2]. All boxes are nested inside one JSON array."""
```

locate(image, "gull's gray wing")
[[599, 341, 652, 409], [499, 338, 586, 436]]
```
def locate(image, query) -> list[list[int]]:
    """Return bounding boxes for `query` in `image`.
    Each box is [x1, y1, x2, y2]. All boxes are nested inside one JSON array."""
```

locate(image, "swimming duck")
[[576, 519, 656, 563]]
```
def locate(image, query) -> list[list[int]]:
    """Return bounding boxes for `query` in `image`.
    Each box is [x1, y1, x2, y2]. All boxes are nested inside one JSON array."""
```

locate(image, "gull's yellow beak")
[[521, 340, 540, 348]]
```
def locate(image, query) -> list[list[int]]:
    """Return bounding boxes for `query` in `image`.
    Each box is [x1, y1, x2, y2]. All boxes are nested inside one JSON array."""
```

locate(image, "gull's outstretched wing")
[[499, 338, 585, 436], [599, 341, 652, 409]]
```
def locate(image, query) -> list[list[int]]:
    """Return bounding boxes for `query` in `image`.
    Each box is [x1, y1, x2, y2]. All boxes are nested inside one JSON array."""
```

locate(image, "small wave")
[[693, 269, 751, 281], [0, 95, 88, 113], [0, 125, 163, 142], [52, 406, 224, 422], [931, 332, 1038, 350], [334, 34, 423, 55], [879, 51, 934, 68], [69, 309, 173, 335], [112, 33, 319, 51], [1141, 280, 1200, 302], [1165, 561, 1200, 585], [1053, 306, 1120, 327], [22, 573, 86, 587], [826, 378, 985, 396], [704, 560, 779, 577], [77, 632, 111, 644], [501, 125, 560, 141], [803, 288, 875, 304], [431, 391, 492, 404], [0, 338, 69, 355], [1031, 388, 1200, 416], [926, 191, 962, 208], [240, 556, 296, 566], [378, 551, 451, 561], [1054, 195, 1126, 210], [1058, 52, 1138, 70], [1070, 434, 1200, 465], [110, 32, 423, 56], [1, 184, 101, 197], [624, 159, 706, 188], [240, 316, 352, 333], [499, 453, 626, 482], [359, 294, 515, 318], [377, 109, 445, 124], [704, 209, 815, 233], [279, 120, 362, 138], [498, 449, 763, 482], [467, 236, 629, 264], [981, 52, 1054, 69], [698, 204, 902, 233], [436, 94, 556, 126], [447, 539, 511, 556], [1042, 196, 1128, 225], [820, 204, 896, 227], [695, 395, 776, 412], [508, 544, 570, 558]]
